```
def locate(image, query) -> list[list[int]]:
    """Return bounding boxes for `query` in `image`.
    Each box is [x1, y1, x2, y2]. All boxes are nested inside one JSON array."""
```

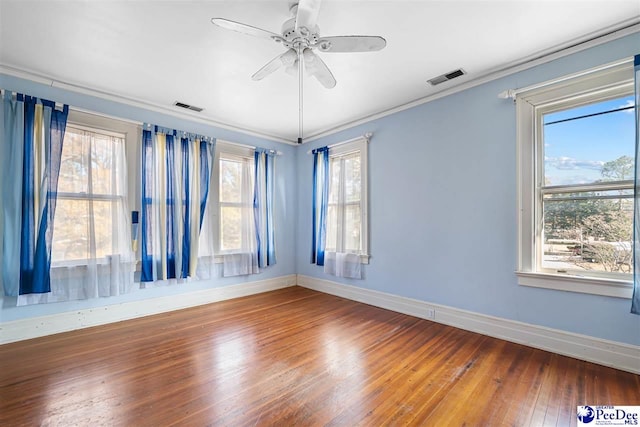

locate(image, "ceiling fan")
[[211, 0, 386, 143]]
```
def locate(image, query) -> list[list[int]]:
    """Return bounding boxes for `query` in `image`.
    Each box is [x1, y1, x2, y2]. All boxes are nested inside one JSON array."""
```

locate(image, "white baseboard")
[[1, 274, 296, 344], [297, 275, 640, 375]]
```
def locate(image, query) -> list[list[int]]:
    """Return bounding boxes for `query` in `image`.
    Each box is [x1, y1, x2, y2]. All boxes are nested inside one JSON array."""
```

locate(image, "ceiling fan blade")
[[211, 18, 280, 41], [252, 49, 298, 81], [295, 0, 322, 32], [303, 49, 336, 89], [316, 36, 387, 53]]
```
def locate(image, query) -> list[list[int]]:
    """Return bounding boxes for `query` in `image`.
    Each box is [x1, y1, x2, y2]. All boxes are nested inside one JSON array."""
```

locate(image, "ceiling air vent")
[[174, 101, 204, 112], [427, 68, 466, 86]]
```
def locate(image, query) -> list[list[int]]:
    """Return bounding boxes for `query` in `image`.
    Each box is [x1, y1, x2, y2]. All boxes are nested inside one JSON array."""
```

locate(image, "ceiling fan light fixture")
[[285, 62, 298, 76], [318, 41, 331, 51]]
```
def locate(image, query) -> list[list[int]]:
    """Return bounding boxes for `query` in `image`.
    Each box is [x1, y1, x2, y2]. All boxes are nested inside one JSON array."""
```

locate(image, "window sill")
[[324, 252, 370, 265], [212, 253, 251, 264], [516, 271, 632, 299], [51, 258, 115, 269], [211, 254, 370, 264]]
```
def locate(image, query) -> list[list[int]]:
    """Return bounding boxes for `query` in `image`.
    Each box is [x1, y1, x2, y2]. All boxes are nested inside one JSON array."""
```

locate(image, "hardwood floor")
[[1, 286, 638, 426]]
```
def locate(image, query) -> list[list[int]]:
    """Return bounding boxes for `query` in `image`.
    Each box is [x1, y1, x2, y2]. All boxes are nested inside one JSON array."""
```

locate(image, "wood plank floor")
[[1, 286, 638, 426]]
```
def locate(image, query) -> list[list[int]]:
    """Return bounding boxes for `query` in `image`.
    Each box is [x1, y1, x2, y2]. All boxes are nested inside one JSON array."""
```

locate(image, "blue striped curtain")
[[0, 91, 68, 296], [254, 148, 277, 268], [140, 125, 214, 283], [632, 54, 640, 314], [311, 146, 329, 266]]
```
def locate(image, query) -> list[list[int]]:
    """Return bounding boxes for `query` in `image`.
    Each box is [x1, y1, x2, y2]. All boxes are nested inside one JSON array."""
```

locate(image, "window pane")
[[344, 154, 361, 203], [218, 154, 255, 253], [328, 158, 341, 204], [58, 129, 125, 196], [53, 125, 126, 263], [52, 199, 116, 262], [326, 150, 364, 254], [220, 159, 242, 203], [542, 196, 633, 274], [221, 206, 241, 251], [344, 204, 361, 253], [58, 129, 89, 193], [326, 204, 337, 251], [93, 200, 117, 259], [543, 95, 634, 186], [91, 134, 117, 195]]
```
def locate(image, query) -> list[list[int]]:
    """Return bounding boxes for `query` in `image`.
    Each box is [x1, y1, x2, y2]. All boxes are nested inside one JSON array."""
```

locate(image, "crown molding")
[[0, 64, 298, 146]]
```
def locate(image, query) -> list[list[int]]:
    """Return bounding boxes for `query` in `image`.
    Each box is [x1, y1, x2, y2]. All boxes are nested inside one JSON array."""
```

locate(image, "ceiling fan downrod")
[[298, 45, 304, 144]]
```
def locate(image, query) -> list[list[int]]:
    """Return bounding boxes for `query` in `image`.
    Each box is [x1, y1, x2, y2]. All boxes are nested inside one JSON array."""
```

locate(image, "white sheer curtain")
[[196, 175, 219, 279], [222, 154, 259, 277], [324, 252, 362, 279], [18, 125, 135, 305]]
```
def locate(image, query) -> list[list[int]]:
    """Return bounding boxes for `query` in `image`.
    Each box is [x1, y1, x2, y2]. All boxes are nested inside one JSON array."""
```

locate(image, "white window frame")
[[211, 140, 255, 258], [516, 59, 635, 299], [52, 110, 139, 268], [326, 137, 369, 264]]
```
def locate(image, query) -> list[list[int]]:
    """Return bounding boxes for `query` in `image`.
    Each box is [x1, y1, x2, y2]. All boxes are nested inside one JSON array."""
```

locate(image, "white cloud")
[[620, 99, 635, 113], [545, 156, 604, 171]]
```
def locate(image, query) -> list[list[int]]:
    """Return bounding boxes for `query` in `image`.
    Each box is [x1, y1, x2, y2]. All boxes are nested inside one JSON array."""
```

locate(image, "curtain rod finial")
[[498, 89, 515, 99]]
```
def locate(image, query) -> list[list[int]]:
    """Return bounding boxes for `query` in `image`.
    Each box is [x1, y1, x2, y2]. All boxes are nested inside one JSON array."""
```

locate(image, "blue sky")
[[543, 94, 635, 186]]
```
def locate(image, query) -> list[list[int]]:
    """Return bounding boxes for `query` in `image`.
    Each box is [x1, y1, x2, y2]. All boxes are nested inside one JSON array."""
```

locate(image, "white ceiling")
[[1, 0, 639, 143]]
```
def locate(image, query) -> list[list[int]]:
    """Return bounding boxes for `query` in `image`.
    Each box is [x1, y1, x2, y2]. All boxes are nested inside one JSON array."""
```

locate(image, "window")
[[516, 59, 635, 298], [212, 142, 255, 254], [325, 138, 369, 261], [51, 111, 138, 265]]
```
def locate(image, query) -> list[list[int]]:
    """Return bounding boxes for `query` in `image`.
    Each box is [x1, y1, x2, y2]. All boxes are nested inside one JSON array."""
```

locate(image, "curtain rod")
[[497, 57, 633, 100], [217, 138, 283, 156], [1, 88, 66, 110], [143, 122, 217, 144], [306, 132, 373, 154]]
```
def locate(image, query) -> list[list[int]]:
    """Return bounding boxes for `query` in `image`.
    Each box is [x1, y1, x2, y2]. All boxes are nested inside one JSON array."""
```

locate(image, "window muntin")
[[52, 125, 128, 262], [516, 59, 635, 297]]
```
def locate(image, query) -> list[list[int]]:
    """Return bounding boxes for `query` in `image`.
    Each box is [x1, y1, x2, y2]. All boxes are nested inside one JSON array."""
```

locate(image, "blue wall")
[[0, 74, 298, 322], [296, 32, 640, 346]]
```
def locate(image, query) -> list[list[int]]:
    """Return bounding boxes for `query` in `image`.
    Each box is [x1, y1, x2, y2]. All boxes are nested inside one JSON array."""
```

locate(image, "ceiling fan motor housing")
[[281, 17, 319, 49]]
